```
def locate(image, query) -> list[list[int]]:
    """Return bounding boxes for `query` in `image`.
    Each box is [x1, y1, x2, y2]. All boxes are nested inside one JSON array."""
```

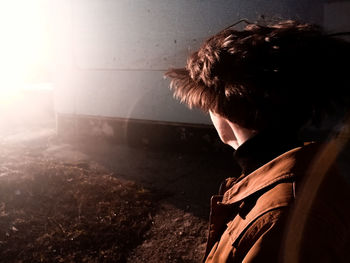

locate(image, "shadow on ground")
[[68, 137, 241, 219]]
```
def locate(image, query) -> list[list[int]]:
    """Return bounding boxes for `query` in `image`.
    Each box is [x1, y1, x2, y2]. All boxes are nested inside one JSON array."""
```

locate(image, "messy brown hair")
[[165, 20, 350, 131]]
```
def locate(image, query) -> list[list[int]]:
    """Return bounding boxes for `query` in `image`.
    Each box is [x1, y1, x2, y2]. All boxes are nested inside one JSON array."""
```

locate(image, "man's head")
[[166, 20, 350, 133]]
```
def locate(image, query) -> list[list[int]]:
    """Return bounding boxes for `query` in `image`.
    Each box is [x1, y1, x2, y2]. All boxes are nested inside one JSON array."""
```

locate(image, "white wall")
[[52, 0, 323, 124]]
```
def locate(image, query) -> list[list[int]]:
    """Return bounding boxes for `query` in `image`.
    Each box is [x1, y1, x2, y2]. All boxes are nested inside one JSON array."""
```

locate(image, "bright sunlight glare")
[[0, 0, 52, 108]]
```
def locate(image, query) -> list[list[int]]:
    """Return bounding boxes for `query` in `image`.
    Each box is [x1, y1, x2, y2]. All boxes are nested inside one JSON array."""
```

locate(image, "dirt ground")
[[0, 100, 241, 262]]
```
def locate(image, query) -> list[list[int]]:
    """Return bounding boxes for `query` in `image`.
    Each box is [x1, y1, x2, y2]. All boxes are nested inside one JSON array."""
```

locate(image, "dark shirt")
[[234, 130, 302, 177]]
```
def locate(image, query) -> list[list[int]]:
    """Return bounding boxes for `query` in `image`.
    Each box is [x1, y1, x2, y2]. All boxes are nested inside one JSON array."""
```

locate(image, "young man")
[[166, 20, 350, 262]]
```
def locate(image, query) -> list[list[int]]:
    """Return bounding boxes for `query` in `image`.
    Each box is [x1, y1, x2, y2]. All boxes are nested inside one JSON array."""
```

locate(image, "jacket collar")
[[222, 142, 320, 205]]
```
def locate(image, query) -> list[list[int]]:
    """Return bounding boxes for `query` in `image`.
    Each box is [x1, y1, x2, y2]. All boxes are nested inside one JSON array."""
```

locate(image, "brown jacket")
[[204, 142, 350, 262]]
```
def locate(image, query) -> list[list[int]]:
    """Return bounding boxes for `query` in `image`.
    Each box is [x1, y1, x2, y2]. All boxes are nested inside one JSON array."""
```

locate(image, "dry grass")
[[0, 144, 156, 263]]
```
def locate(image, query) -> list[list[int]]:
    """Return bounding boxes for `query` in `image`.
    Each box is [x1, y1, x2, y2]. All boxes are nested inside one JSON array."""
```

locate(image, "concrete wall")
[[52, 0, 325, 125]]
